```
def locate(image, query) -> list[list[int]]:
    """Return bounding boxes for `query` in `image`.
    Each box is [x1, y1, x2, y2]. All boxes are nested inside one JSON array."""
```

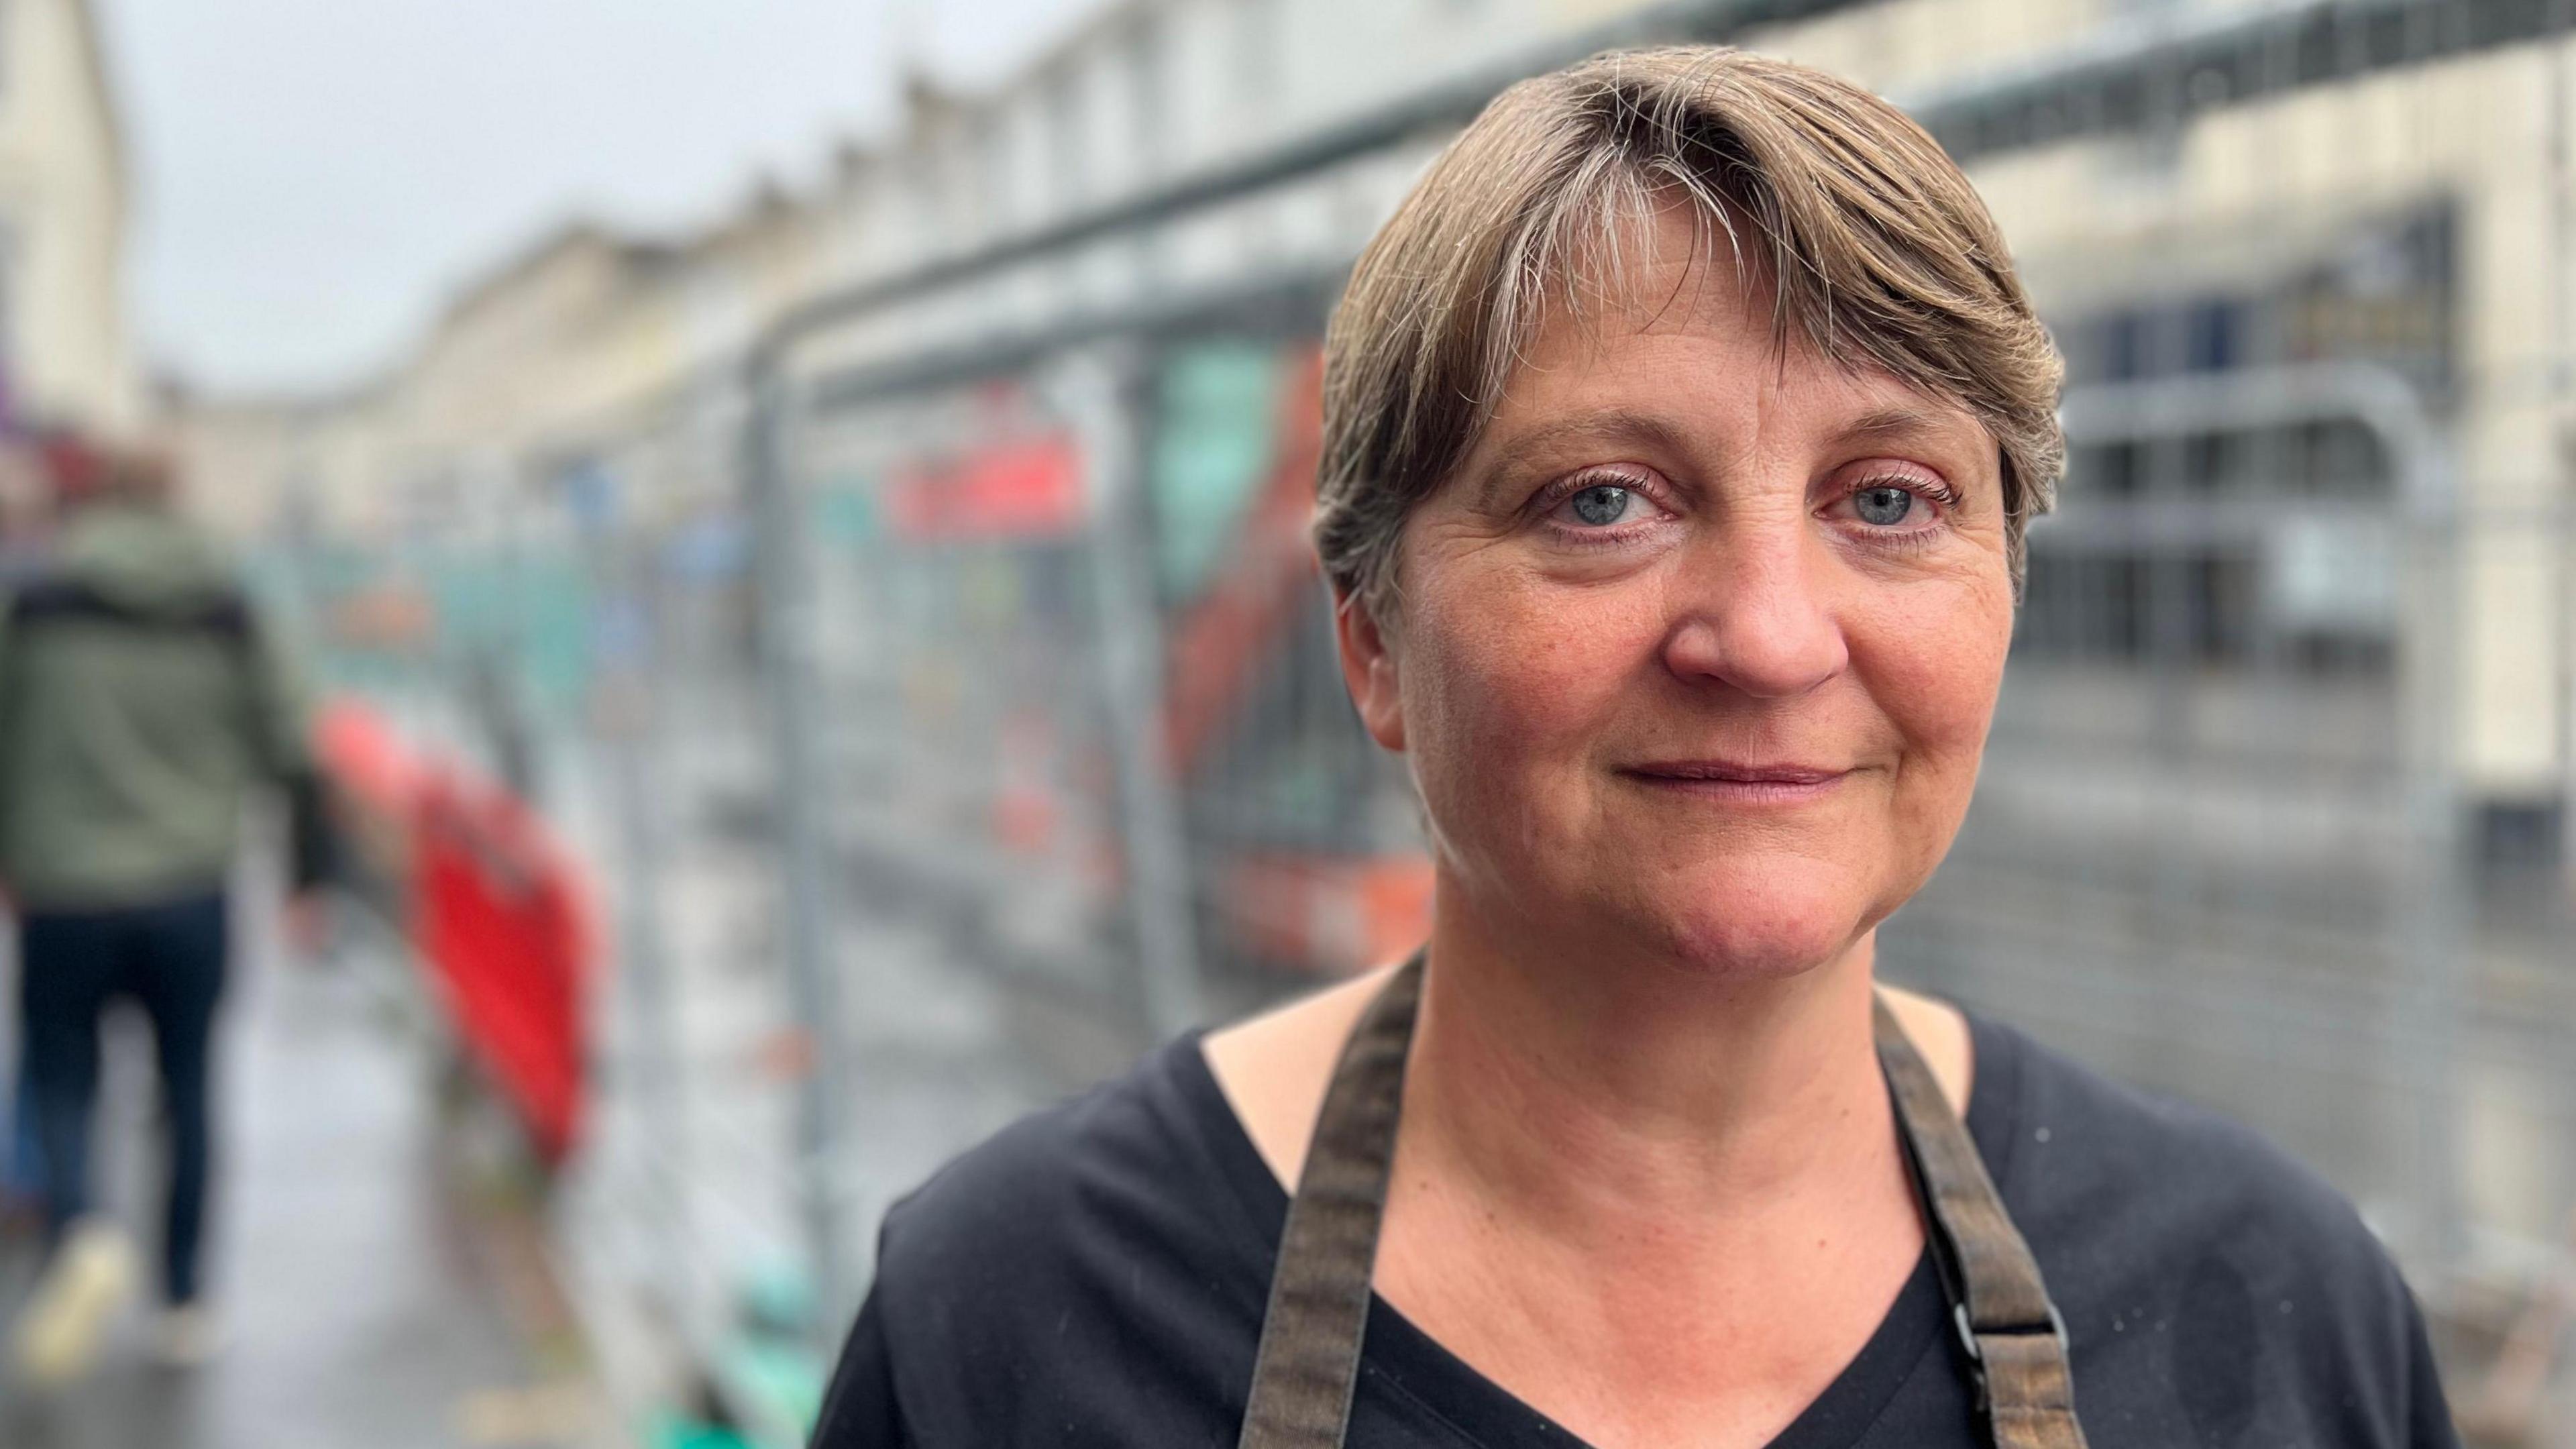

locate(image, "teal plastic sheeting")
[[423, 547, 595, 712], [1149, 341, 1285, 602]]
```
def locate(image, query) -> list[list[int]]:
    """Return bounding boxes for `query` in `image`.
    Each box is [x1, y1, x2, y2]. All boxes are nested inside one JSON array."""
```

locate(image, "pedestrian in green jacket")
[[0, 443, 331, 1383]]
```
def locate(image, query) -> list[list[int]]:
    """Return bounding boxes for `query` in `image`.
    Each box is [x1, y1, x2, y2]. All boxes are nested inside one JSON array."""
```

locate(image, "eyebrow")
[[1487, 408, 1701, 461], [1831, 405, 1966, 449], [1469, 409, 1701, 506], [1465, 401, 1982, 508]]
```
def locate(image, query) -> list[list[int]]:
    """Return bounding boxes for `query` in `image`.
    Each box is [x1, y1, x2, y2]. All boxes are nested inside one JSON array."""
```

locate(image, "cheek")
[[1856, 577, 2013, 794], [1401, 564, 1658, 802]]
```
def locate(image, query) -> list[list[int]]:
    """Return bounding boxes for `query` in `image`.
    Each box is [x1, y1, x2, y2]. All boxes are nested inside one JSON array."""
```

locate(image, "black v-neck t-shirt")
[[813, 1012, 2456, 1448]]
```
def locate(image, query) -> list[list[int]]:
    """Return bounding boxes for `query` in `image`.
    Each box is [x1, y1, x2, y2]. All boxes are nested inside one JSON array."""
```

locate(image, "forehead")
[[1478, 208, 1992, 466]]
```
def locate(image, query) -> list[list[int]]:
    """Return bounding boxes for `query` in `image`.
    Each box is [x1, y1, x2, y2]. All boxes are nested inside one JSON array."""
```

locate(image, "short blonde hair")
[[1314, 46, 2064, 610]]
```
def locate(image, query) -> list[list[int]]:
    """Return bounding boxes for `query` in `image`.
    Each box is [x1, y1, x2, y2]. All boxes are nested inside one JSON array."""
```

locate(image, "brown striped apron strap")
[[1236, 952, 1425, 1449], [1874, 995, 2090, 1449]]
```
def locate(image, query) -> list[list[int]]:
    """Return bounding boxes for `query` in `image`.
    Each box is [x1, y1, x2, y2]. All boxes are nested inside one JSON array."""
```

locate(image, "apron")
[[1236, 953, 2088, 1449]]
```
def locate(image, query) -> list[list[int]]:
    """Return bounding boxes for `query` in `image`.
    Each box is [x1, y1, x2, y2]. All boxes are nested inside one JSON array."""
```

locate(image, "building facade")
[[0, 0, 133, 437]]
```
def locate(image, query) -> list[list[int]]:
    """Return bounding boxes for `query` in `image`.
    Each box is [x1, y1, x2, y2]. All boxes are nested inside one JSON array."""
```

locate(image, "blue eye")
[[1854, 485, 1914, 526], [1568, 484, 1635, 527]]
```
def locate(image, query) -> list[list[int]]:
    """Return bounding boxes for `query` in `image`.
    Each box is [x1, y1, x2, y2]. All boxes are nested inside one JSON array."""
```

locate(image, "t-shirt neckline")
[[1169, 1004, 2027, 1448]]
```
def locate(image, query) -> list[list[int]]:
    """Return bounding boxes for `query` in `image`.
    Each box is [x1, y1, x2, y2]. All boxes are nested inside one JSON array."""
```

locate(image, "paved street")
[[0, 936, 562, 1449]]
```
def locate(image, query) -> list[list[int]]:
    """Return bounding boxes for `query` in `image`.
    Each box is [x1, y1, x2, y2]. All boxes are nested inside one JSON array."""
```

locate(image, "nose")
[[1658, 521, 1849, 699]]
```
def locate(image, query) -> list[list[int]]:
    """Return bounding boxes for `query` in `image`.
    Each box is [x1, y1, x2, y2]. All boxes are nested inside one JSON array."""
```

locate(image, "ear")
[[1333, 588, 1406, 753]]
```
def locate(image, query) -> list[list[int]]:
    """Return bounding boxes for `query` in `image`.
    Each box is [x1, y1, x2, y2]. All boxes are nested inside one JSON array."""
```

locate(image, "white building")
[[0, 0, 133, 435]]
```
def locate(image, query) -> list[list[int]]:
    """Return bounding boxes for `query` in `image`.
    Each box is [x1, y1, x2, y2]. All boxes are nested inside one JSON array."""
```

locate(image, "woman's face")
[[1339, 217, 2017, 979]]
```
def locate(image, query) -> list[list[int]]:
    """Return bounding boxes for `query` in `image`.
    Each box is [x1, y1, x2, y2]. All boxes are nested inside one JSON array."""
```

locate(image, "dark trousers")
[[18, 894, 228, 1305]]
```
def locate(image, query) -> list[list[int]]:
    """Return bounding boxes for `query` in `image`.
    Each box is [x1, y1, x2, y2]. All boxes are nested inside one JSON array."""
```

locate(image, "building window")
[[973, 115, 1010, 238], [1236, 0, 1283, 107], [1044, 64, 1089, 214], [1124, 16, 1168, 179]]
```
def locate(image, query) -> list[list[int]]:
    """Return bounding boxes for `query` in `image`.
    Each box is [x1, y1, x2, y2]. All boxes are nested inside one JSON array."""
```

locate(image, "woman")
[[815, 47, 2456, 1449]]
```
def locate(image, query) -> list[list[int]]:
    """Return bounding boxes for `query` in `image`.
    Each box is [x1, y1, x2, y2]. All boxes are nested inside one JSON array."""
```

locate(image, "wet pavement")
[[0, 934, 562, 1449]]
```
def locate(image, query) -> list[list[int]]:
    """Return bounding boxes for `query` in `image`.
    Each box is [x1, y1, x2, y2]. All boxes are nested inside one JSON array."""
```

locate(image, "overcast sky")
[[95, 0, 1105, 397]]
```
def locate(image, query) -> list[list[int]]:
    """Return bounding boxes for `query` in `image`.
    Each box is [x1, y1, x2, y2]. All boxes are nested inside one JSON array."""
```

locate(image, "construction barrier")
[[314, 698, 594, 1166]]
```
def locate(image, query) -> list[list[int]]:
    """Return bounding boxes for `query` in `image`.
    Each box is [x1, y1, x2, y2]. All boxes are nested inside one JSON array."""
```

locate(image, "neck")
[[1405, 873, 1896, 1243]]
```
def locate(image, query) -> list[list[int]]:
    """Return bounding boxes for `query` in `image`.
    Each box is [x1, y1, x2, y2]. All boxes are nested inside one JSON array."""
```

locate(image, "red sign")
[[886, 435, 1085, 541]]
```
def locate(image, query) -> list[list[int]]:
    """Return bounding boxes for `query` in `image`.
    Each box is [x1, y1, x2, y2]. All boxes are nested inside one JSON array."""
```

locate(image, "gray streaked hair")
[[1314, 46, 2065, 612]]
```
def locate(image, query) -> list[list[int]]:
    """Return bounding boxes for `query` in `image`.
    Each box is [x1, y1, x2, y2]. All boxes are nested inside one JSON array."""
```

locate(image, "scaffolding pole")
[[745, 362, 859, 1339]]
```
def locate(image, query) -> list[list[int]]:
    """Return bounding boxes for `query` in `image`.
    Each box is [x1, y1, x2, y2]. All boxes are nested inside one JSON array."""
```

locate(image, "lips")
[[1622, 760, 1849, 786]]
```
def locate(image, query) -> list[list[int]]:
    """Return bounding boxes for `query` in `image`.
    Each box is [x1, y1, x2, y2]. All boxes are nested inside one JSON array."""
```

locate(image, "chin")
[[1622, 864, 1875, 981]]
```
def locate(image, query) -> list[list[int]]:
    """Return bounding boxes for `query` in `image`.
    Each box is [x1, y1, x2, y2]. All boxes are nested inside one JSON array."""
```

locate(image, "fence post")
[[1056, 343, 1203, 1039], [578, 458, 700, 1339], [2393, 413, 2466, 1275], [745, 357, 859, 1340]]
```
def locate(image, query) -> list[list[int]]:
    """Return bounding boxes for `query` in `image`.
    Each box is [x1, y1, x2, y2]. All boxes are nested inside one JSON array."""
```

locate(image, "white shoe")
[[152, 1302, 225, 1370], [11, 1218, 138, 1385]]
